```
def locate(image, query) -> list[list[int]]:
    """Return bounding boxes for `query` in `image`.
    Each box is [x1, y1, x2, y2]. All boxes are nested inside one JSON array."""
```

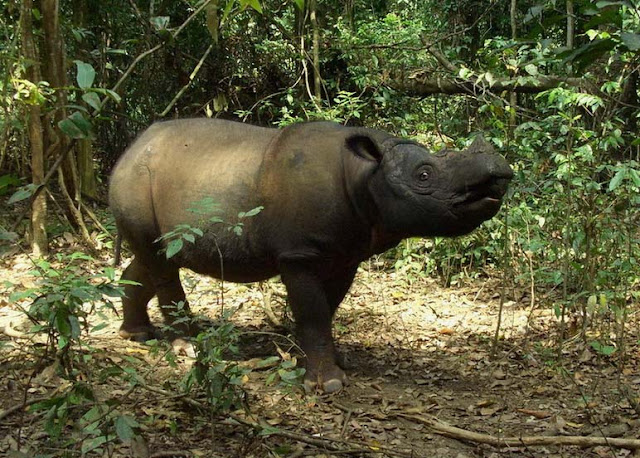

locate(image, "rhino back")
[[145, 120, 273, 228], [110, 119, 279, 279], [257, 122, 373, 265], [110, 119, 375, 281]]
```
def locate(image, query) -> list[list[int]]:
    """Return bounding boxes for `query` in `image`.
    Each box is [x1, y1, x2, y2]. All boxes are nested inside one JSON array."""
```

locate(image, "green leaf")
[[150, 16, 170, 31], [589, 340, 616, 356], [56, 312, 71, 337], [595, 0, 632, 8], [258, 425, 280, 436], [560, 39, 616, 73], [92, 88, 122, 104], [58, 112, 92, 139], [608, 169, 626, 191], [620, 32, 640, 51], [256, 356, 280, 368], [8, 184, 37, 204], [183, 233, 195, 243], [166, 239, 184, 258], [221, 0, 236, 25], [82, 92, 102, 111], [74, 61, 96, 89], [242, 0, 263, 13], [10, 290, 35, 303], [69, 315, 81, 338], [115, 415, 137, 441], [81, 436, 107, 454], [293, 0, 304, 10], [483, 72, 496, 86], [523, 4, 544, 23], [0, 231, 18, 241], [0, 174, 20, 193], [524, 64, 538, 76], [100, 284, 125, 298], [629, 169, 640, 187], [91, 322, 109, 332], [238, 205, 263, 218]]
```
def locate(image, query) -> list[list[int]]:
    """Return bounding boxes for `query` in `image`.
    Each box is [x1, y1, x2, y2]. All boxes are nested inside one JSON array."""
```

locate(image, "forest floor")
[[1, 244, 639, 458]]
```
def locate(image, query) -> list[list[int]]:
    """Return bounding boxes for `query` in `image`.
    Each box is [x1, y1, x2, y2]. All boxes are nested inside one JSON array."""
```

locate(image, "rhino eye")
[[414, 166, 433, 185]]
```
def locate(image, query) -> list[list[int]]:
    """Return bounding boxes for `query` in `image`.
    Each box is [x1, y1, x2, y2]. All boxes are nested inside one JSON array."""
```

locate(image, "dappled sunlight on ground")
[[1, 254, 639, 457]]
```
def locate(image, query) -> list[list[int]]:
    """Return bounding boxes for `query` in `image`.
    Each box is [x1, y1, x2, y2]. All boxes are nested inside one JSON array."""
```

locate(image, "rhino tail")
[[113, 231, 122, 267]]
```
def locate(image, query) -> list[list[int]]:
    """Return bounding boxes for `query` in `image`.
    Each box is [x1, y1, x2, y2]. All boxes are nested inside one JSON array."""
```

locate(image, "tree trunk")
[[21, 0, 48, 256], [71, 0, 98, 199], [77, 140, 97, 198], [566, 0, 574, 50], [509, 0, 517, 128], [344, 0, 355, 30], [40, 0, 95, 247], [40, 0, 72, 194], [309, 0, 321, 101]]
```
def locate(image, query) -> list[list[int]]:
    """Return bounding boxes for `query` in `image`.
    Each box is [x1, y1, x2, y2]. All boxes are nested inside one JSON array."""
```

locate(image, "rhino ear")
[[346, 135, 383, 163]]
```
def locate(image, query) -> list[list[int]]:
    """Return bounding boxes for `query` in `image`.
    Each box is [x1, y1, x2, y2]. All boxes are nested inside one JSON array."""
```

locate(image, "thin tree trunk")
[[344, 0, 355, 30], [566, 0, 574, 50], [309, 0, 321, 101], [72, 0, 98, 199], [41, 0, 71, 193], [21, 0, 48, 256], [40, 0, 94, 245], [509, 0, 517, 127], [77, 139, 97, 198], [510, 0, 517, 40]]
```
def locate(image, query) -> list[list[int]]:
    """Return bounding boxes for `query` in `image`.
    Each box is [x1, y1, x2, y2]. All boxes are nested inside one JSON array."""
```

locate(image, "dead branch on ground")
[[398, 413, 640, 450]]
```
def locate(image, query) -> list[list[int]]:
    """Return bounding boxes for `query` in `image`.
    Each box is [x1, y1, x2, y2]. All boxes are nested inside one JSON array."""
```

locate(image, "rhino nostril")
[[489, 162, 514, 180]]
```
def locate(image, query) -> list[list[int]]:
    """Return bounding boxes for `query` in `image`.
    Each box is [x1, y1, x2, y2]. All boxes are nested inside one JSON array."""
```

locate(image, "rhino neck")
[[369, 224, 403, 255]]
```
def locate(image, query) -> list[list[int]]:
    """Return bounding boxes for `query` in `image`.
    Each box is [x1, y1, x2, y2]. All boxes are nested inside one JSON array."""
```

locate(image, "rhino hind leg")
[[280, 261, 356, 393], [154, 267, 198, 338], [119, 258, 197, 342], [118, 257, 159, 341]]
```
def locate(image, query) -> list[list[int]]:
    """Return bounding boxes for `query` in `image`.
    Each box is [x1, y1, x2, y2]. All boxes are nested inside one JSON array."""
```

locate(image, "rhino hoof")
[[118, 326, 161, 342], [322, 378, 345, 393], [303, 376, 347, 394], [172, 338, 196, 358]]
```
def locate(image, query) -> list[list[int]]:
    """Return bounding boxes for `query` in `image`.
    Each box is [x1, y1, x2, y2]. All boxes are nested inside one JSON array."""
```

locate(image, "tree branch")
[[394, 72, 592, 96], [389, 34, 595, 96], [158, 43, 215, 117], [398, 413, 640, 450]]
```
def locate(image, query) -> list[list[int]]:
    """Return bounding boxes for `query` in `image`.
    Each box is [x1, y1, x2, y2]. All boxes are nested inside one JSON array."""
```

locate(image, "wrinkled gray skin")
[[109, 119, 513, 393]]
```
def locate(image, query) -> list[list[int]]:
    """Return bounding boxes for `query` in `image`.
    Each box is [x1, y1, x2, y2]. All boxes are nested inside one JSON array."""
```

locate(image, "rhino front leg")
[[324, 265, 358, 370], [280, 261, 347, 393]]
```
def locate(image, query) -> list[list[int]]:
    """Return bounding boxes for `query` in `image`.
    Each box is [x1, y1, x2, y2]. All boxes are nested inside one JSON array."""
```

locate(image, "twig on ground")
[[259, 281, 282, 327], [80, 201, 113, 239], [0, 396, 50, 422], [150, 452, 193, 458], [398, 413, 640, 450]]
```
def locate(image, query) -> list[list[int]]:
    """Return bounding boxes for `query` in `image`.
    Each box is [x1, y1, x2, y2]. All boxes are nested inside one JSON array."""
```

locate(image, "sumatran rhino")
[[109, 119, 513, 392]]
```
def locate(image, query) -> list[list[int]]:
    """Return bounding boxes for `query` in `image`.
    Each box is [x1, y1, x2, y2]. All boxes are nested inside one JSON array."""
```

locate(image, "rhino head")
[[348, 134, 513, 239]]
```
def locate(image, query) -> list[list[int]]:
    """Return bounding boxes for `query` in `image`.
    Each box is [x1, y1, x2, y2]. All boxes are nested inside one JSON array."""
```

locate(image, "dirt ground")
[[1, 249, 639, 457]]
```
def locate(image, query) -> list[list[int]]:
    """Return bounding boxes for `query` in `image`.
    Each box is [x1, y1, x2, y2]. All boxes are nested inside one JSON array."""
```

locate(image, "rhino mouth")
[[457, 177, 510, 207]]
